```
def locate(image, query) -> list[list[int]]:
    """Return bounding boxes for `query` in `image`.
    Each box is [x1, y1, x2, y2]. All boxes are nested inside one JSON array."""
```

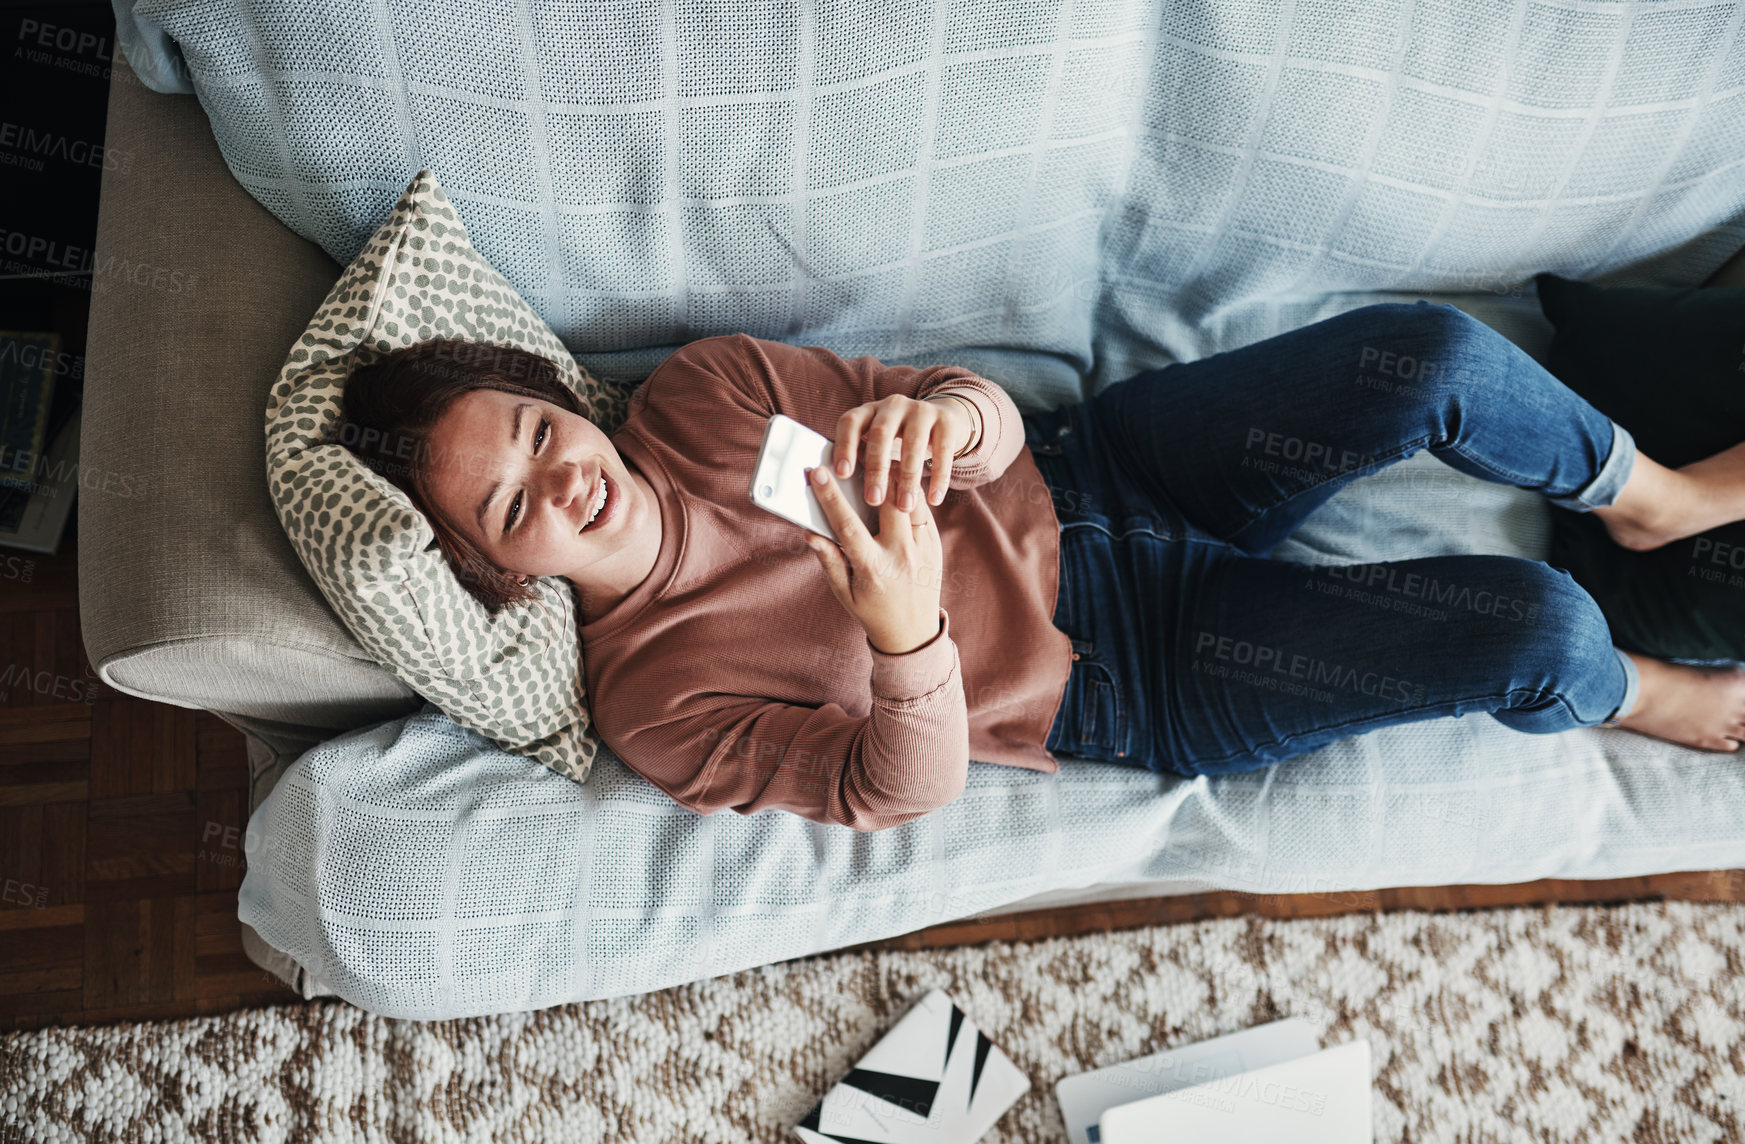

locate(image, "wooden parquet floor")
[[2, 538, 303, 1031], [3, 535, 1742, 1031]]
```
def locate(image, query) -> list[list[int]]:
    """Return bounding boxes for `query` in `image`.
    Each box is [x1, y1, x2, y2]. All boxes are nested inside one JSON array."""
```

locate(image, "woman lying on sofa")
[[336, 302, 1745, 832]]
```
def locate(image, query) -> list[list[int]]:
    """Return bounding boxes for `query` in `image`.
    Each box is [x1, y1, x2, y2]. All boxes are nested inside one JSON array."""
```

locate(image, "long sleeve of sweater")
[[706, 334, 1026, 492], [611, 607, 970, 833]]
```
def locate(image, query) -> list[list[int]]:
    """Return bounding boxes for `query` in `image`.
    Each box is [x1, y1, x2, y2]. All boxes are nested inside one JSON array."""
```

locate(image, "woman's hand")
[[802, 463, 944, 656], [829, 394, 976, 512]]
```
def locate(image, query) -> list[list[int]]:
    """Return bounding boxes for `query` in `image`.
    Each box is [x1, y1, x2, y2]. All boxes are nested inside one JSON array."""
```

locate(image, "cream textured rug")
[[5, 900, 1743, 1142]]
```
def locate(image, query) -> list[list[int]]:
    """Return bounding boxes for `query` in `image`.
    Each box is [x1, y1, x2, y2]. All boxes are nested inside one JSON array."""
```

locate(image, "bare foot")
[[1607, 653, 1745, 752], [1595, 441, 1745, 553], [1596, 494, 1698, 553]]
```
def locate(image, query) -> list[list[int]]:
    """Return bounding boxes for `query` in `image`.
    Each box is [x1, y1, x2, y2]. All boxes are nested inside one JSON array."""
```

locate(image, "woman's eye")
[[506, 420, 551, 535]]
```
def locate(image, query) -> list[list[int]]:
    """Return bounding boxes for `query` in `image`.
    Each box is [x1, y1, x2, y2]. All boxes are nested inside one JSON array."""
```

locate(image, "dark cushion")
[[1537, 272, 1745, 662]]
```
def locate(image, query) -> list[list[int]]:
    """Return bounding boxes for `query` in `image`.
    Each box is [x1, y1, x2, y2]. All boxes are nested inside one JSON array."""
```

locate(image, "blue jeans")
[[1031, 301, 1641, 778]]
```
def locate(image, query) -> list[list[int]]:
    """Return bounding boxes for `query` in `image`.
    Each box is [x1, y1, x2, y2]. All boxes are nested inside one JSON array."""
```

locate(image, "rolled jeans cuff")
[[1603, 646, 1640, 723], [1550, 420, 1637, 513]]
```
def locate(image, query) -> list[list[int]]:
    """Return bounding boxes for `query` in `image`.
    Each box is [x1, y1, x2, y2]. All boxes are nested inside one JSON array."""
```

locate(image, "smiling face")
[[420, 387, 648, 586]]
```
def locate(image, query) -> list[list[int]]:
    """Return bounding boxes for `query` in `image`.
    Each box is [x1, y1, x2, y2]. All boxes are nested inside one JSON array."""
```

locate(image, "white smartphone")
[[750, 412, 902, 543]]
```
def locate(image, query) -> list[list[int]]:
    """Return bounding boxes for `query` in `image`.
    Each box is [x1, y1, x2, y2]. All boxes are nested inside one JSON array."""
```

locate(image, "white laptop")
[[1055, 1019, 1322, 1144], [1097, 1039, 1372, 1143]]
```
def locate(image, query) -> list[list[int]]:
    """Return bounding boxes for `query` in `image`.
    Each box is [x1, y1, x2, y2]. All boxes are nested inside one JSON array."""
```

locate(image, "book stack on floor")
[[0, 330, 81, 555], [790, 990, 1372, 1143]]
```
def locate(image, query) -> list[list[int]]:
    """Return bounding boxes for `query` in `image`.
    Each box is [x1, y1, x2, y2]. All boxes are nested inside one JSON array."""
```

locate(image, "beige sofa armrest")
[[79, 49, 421, 740]]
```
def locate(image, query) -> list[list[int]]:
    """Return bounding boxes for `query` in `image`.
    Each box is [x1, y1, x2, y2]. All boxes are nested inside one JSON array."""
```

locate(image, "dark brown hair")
[[336, 338, 586, 615]]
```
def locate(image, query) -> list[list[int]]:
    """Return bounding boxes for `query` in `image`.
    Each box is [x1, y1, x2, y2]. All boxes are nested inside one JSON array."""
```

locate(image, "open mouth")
[[579, 471, 612, 534]]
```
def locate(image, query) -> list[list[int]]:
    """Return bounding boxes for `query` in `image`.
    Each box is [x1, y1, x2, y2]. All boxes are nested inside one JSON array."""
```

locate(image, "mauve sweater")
[[579, 333, 1072, 832]]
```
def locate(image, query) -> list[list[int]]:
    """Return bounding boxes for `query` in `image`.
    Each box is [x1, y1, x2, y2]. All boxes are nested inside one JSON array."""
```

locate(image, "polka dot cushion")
[[265, 169, 632, 783]]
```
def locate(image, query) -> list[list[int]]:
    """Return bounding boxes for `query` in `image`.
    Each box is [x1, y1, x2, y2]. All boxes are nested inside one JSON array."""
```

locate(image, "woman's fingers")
[[804, 527, 852, 603], [832, 407, 870, 479], [863, 400, 906, 506], [881, 473, 937, 562], [806, 465, 876, 567], [891, 408, 933, 511], [903, 475, 938, 536], [927, 412, 953, 505], [831, 403, 899, 486], [833, 397, 948, 508]]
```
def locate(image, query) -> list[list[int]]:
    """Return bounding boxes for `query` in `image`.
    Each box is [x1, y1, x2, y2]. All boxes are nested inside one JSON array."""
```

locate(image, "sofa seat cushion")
[[238, 301, 1745, 1020]]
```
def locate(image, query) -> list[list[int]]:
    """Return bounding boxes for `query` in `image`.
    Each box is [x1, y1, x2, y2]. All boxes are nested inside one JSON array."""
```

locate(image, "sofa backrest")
[[124, 0, 1745, 394]]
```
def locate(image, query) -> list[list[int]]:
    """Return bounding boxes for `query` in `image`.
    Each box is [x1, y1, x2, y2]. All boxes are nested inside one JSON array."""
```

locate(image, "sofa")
[[85, 0, 1745, 1012]]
